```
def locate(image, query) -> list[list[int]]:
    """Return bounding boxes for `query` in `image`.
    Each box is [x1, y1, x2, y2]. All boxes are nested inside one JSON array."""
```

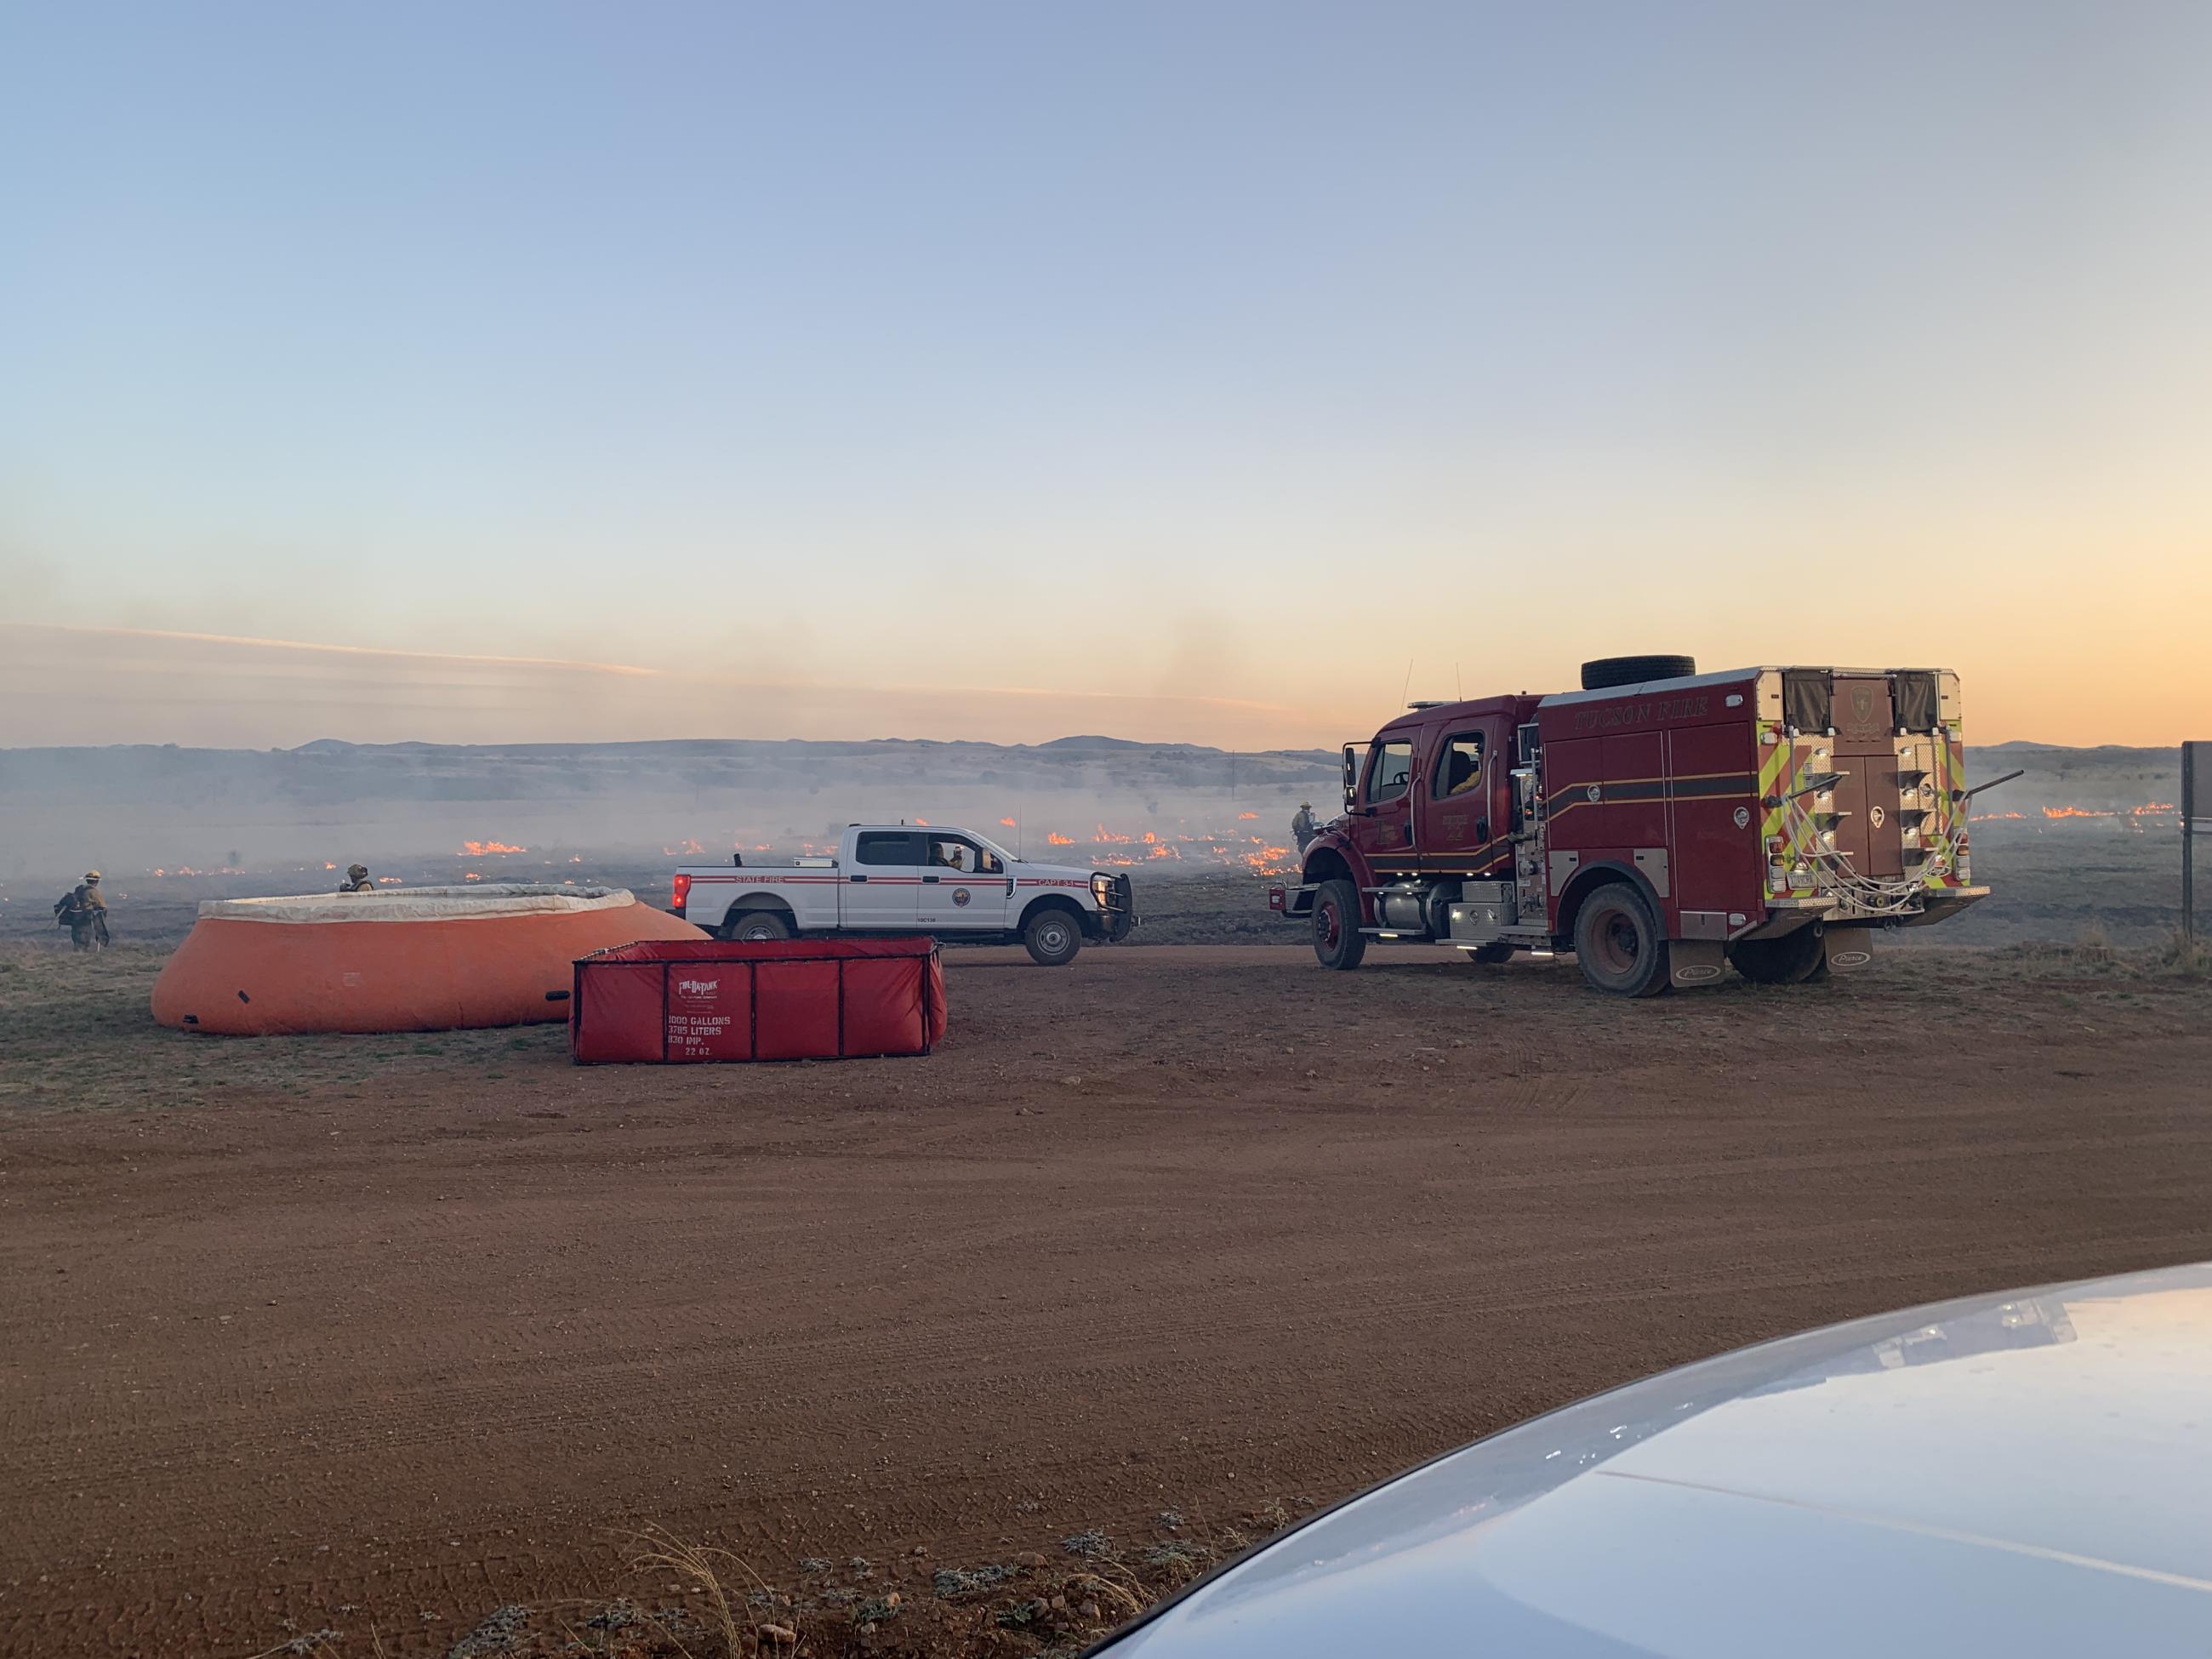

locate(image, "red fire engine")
[[1268, 657, 1991, 995]]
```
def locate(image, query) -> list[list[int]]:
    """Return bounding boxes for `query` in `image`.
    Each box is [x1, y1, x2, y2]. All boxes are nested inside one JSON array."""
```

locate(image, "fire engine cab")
[[1268, 657, 1989, 995]]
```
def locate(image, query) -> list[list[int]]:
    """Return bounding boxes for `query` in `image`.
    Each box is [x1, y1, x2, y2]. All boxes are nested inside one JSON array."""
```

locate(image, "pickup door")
[[846, 830, 928, 927], [917, 832, 1012, 932]]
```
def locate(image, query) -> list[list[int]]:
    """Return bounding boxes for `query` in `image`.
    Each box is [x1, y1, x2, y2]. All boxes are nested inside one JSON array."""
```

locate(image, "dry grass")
[[1993, 929, 2212, 983], [0, 944, 568, 1115], [622, 1525, 779, 1657]]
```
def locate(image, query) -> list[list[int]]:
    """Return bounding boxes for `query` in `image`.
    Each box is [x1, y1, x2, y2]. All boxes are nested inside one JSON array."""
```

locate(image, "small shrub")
[[933, 1563, 1018, 1598]]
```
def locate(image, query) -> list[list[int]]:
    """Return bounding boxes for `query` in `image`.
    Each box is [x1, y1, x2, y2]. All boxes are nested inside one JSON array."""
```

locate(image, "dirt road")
[[3, 942, 2209, 1656]]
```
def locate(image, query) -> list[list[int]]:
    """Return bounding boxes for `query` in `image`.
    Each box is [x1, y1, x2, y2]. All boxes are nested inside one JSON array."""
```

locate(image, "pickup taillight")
[[670, 872, 691, 915]]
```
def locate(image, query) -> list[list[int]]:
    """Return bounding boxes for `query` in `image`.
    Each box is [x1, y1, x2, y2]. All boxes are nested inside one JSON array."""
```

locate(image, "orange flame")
[[999, 818, 1018, 828], [662, 838, 706, 857], [1094, 824, 1132, 843], [1046, 832, 1075, 846], [461, 840, 527, 856], [1237, 812, 1258, 820]]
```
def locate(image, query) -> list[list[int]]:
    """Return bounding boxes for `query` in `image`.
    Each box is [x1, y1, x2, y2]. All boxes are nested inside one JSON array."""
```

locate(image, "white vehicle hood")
[[1098, 1262, 2212, 1658]]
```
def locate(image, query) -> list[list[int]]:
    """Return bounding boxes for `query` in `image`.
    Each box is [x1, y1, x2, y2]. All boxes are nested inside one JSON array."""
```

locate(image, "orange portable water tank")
[[151, 884, 707, 1035]]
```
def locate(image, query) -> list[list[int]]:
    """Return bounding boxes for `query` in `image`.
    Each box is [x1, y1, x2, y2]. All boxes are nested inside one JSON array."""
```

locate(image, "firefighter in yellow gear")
[[54, 871, 110, 951]]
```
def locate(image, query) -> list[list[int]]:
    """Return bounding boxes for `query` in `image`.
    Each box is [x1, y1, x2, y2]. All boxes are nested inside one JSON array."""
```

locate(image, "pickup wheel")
[[1572, 882, 1669, 996], [1730, 925, 1827, 985], [1023, 908, 1082, 967], [1313, 879, 1367, 971], [724, 909, 793, 943]]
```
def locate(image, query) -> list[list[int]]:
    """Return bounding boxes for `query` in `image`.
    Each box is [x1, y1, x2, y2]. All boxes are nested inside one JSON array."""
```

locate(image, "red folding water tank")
[[570, 936, 946, 1063]]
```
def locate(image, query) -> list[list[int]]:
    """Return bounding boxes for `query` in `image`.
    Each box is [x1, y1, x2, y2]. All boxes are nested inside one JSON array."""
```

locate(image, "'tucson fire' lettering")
[[1571, 693, 1710, 733]]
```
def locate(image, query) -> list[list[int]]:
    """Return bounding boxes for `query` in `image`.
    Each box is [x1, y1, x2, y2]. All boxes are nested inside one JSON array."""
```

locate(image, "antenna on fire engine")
[[1456, 663, 1463, 699], [1402, 658, 1415, 710]]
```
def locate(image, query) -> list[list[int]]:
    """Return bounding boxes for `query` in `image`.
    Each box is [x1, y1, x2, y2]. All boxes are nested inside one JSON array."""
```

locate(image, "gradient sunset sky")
[[4, 2, 2209, 751]]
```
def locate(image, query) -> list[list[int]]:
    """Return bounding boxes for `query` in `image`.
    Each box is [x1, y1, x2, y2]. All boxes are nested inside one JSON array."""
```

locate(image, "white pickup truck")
[[670, 824, 1138, 966]]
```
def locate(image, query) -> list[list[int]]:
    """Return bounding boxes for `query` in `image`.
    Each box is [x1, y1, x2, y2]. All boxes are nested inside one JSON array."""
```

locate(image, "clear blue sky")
[[4, 1, 2209, 747]]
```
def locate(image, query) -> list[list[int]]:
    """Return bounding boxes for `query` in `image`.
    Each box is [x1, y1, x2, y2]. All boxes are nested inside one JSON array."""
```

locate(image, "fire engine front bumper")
[[1268, 883, 1316, 920]]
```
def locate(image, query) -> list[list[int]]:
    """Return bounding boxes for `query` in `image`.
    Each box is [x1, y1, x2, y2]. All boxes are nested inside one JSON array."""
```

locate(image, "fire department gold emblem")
[[952, 887, 972, 907]]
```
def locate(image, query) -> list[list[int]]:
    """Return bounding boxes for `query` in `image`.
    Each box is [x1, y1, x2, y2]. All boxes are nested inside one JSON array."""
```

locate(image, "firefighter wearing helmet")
[[54, 870, 110, 951], [338, 863, 373, 893], [1291, 801, 1319, 852]]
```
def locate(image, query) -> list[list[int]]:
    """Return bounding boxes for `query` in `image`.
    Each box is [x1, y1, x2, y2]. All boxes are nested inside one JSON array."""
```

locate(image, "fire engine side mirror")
[[1342, 743, 1364, 811]]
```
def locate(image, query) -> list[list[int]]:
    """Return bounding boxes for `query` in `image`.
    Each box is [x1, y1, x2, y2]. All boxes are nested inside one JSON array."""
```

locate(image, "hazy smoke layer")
[[0, 736, 1338, 881], [0, 735, 2182, 887]]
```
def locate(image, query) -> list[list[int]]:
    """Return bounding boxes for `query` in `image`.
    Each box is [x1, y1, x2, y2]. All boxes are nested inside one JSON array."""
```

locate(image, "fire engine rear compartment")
[[1536, 668, 1771, 953]]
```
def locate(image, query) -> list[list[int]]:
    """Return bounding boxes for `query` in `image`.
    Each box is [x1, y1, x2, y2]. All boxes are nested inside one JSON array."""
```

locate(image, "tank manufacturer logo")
[[1584, 784, 1602, 803], [1868, 805, 1886, 828], [675, 977, 719, 998], [952, 887, 971, 907], [1571, 693, 1709, 733], [1732, 807, 1751, 828]]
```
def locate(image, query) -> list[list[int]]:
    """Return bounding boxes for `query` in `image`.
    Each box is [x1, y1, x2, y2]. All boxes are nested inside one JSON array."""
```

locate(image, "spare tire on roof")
[[1580, 654, 1696, 691]]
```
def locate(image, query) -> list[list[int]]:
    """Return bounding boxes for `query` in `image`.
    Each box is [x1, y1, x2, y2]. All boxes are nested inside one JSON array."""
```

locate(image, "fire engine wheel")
[[1312, 879, 1367, 971], [1572, 883, 1669, 997], [724, 909, 793, 943], [1729, 925, 1828, 985], [1023, 908, 1083, 967]]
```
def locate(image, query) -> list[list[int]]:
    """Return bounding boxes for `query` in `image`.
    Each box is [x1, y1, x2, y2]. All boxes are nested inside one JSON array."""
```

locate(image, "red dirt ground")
[[3, 942, 2209, 1656]]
